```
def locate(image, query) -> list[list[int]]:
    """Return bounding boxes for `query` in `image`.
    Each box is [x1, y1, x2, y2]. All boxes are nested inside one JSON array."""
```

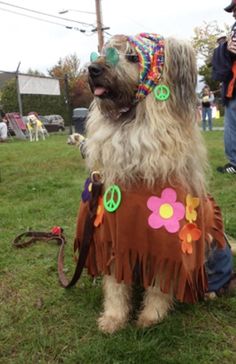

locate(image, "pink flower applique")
[[147, 188, 185, 233]]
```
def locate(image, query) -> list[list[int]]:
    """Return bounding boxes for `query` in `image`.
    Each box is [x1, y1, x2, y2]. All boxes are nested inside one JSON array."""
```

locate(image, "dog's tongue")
[[94, 87, 107, 96]]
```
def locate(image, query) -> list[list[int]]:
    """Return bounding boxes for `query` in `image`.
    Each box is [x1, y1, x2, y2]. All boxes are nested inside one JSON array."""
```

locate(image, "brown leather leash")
[[13, 177, 102, 289]]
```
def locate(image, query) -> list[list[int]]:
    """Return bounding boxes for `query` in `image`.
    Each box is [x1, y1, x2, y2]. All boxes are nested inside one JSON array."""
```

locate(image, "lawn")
[[212, 116, 224, 128], [0, 132, 236, 364]]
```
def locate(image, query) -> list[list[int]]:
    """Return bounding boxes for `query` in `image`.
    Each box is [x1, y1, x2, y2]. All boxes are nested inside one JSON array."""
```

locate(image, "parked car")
[[72, 108, 88, 135], [40, 114, 65, 132]]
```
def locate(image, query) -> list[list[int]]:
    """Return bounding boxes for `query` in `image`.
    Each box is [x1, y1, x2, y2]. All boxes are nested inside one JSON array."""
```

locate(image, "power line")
[[0, 6, 87, 32], [59, 9, 95, 15], [0, 1, 94, 27]]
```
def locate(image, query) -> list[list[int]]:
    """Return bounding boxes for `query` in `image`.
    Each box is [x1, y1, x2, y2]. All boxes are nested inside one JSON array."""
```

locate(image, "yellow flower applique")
[[185, 194, 200, 223]]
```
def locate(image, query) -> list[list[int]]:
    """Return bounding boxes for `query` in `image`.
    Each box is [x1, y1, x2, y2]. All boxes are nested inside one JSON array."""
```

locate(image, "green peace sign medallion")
[[103, 185, 122, 212], [154, 85, 170, 101]]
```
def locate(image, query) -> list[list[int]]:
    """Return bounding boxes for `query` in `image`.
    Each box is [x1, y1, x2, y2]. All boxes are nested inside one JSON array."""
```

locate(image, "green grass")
[[212, 116, 224, 128], [0, 133, 236, 364]]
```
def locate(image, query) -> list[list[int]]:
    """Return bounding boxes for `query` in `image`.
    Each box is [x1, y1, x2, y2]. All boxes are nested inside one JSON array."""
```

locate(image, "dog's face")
[[88, 34, 198, 122], [28, 115, 37, 126], [88, 35, 140, 117]]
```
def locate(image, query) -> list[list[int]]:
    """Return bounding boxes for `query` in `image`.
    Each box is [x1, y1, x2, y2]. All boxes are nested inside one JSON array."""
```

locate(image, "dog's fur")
[[67, 133, 85, 146], [85, 35, 209, 333], [27, 115, 48, 142]]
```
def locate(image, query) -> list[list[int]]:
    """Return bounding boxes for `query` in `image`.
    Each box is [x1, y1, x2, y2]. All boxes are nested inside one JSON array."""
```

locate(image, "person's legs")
[[224, 99, 236, 165], [202, 108, 207, 131], [207, 107, 213, 131], [205, 239, 233, 294], [0, 122, 8, 141], [217, 98, 236, 173]]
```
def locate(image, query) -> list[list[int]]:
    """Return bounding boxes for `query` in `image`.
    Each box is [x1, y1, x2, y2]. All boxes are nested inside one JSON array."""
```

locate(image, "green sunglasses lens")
[[90, 52, 99, 62], [105, 47, 119, 65]]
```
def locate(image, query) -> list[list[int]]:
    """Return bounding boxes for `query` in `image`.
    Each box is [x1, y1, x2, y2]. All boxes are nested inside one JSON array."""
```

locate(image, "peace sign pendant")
[[154, 85, 170, 101], [103, 185, 122, 212]]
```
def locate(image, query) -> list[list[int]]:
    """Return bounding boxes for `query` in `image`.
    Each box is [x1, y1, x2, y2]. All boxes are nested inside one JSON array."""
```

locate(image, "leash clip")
[[90, 170, 103, 183]]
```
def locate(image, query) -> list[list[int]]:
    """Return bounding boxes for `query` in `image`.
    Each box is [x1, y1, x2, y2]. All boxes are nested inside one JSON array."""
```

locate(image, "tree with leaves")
[[192, 21, 230, 93], [1, 79, 18, 112], [71, 68, 93, 108], [48, 54, 93, 108]]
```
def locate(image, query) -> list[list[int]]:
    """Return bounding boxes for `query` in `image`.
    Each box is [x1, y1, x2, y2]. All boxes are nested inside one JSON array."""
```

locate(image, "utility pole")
[[16, 62, 23, 116], [95, 0, 104, 52], [64, 74, 73, 135]]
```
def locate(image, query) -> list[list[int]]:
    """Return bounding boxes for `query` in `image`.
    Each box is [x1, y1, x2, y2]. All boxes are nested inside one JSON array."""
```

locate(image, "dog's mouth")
[[93, 85, 109, 98], [89, 79, 115, 100], [88, 63, 116, 100]]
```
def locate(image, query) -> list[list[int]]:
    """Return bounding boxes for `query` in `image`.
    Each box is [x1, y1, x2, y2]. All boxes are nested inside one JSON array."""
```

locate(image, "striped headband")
[[128, 33, 165, 100]]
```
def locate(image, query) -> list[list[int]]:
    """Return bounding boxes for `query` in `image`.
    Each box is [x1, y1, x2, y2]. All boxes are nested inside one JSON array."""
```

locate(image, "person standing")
[[212, 0, 236, 174], [201, 86, 214, 131], [0, 116, 8, 142]]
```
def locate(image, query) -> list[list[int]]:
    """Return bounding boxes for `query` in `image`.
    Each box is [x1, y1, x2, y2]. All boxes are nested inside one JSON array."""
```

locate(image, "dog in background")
[[27, 114, 48, 142], [74, 33, 234, 333], [67, 133, 85, 146], [67, 133, 87, 158]]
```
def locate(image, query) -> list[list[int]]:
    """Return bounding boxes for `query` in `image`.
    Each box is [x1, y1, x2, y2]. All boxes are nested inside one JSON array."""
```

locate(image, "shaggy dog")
[[75, 33, 233, 333], [27, 115, 47, 142]]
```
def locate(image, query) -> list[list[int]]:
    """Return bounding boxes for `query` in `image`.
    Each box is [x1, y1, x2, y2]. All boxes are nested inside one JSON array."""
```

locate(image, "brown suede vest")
[[75, 183, 225, 303]]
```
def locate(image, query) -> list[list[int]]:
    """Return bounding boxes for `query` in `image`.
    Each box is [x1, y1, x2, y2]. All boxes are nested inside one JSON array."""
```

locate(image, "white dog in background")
[[27, 115, 48, 142], [67, 133, 87, 158], [67, 133, 85, 146]]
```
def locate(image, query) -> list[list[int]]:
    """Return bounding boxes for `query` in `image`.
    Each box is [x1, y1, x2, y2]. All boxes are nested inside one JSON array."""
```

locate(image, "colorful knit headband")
[[128, 33, 165, 100]]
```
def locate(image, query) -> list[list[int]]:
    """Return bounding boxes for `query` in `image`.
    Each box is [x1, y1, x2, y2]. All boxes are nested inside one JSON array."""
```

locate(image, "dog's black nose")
[[88, 64, 103, 77]]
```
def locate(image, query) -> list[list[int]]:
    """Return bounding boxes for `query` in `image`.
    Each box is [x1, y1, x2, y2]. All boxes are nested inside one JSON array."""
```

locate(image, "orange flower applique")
[[179, 223, 202, 254], [94, 196, 104, 227], [185, 194, 200, 223]]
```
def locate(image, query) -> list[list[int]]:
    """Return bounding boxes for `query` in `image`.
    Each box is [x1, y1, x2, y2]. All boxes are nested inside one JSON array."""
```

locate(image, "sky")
[[0, 0, 234, 75]]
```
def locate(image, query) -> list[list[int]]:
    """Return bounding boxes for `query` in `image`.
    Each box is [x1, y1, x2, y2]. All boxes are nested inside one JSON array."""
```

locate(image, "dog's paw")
[[204, 292, 217, 301], [136, 316, 158, 328], [136, 307, 168, 328], [98, 314, 126, 334]]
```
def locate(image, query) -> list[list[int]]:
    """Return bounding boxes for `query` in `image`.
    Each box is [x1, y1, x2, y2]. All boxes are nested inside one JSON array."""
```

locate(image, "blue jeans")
[[224, 98, 236, 166], [202, 107, 212, 131], [205, 241, 233, 292]]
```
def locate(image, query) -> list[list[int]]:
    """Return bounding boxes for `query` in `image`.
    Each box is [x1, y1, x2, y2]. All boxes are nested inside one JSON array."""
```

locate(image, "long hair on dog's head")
[[86, 34, 208, 196]]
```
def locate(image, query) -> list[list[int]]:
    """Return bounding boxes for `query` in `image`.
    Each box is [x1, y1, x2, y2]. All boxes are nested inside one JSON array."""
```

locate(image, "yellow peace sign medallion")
[[154, 85, 170, 101], [103, 185, 122, 212]]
